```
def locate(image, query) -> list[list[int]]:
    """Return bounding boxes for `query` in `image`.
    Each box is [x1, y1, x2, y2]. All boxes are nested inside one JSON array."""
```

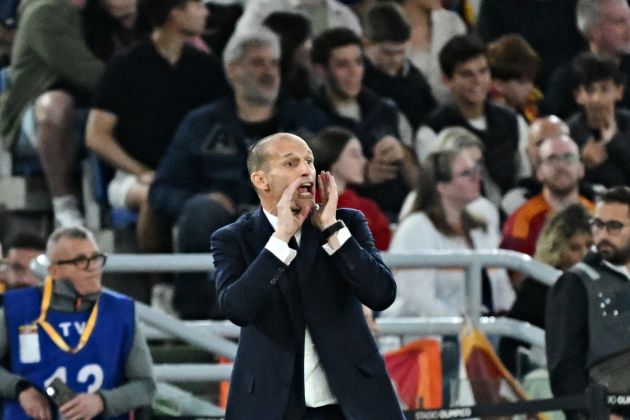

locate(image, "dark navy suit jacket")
[[211, 208, 404, 420]]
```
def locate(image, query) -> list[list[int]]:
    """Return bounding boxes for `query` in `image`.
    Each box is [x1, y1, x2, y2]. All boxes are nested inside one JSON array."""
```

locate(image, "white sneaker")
[[52, 195, 85, 228]]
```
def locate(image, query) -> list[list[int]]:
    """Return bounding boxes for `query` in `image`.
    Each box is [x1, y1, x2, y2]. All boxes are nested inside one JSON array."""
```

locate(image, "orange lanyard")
[[35, 276, 99, 354]]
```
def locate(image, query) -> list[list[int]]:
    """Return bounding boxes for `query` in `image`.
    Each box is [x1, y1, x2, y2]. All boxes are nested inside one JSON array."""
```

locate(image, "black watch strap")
[[15, 379, 31, 399], [321, 220, 345, 240]]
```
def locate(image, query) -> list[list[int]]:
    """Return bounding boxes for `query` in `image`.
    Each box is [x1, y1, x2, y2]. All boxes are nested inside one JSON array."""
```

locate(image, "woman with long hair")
[[383, 147, 514, 317], [310, 127, 392, 250]]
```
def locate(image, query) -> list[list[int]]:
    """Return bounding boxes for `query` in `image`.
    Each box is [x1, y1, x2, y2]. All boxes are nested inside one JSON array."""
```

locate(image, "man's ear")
[[615, 83, 624, 102], [574, 86, 586, 106], [441, 73, 452, 88], [48, 263, 58, 279], [313, 63, 327, 83], [535, 163, 544, 182], [225, 62, 238, 85], [250, 170, 269, 192]]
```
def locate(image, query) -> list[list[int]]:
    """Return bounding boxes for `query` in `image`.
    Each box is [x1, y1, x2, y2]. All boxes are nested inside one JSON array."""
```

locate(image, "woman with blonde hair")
[[499, 203, 593, 373]]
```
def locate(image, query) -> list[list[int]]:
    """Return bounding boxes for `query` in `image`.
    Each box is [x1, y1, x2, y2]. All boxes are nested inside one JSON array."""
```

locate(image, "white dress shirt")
[[262, 209, 351, 407]]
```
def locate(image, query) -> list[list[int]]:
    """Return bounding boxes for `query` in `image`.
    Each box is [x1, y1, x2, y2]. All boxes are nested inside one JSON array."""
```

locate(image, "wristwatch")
[[321, 220, 345, 240]]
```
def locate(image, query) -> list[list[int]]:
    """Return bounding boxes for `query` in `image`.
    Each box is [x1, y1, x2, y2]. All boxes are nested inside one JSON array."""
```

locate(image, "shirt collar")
[[263, 208, 302, 242], [602, 260, 630, 281]]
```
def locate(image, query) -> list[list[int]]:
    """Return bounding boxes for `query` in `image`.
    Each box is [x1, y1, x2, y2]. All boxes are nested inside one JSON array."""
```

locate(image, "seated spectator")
[[83, 0, 141, 62], [0, 0, 105, 227], [487, 34, 541, 124], [0, 233, 45, 291], [499, 204, 593, 374], [501, 115, 571, 215], [382, 148, 515, 319], [386, 0, 466, 104], [311, 27, 419, 221], [417, 34, 528, 195], [310, 126, 391, 250], [234, 0, 362, 37], [400, 126, 502, 233], [544, 0, 630, 119], [86, 0, 228, 251], [149, 28, 328, 319], [567, 52, 630, 189], [363, 2, 436, 133], [262, 11, 315, 100], [501, 135, 593, 258], [477, 0, 584, 91], [0, 226, 155, 419]]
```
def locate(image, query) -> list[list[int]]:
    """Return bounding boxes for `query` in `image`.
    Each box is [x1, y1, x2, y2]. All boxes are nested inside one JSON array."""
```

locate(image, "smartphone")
[[590, 127, 603, 142], [45, 378, 76, 406]]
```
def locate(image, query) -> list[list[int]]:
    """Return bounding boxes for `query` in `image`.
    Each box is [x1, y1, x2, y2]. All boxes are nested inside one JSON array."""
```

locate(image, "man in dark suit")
[[211, 133, 404, 420]]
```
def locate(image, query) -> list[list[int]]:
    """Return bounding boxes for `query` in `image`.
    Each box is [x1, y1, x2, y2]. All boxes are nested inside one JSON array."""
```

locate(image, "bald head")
[[247, 133, 307, 175], [527, 116, 570, 168]]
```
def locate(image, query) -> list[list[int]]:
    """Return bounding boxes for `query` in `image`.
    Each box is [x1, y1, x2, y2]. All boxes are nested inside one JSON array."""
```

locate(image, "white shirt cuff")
[[322, 227, 351, 255], [265, 235, 297, 265]]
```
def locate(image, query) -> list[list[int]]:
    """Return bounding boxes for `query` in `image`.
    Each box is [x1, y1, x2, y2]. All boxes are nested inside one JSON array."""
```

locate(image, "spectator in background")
[[362, 2, 436, 133], [400, 126, 502, 234], [234, 0, 361, 37], [263, 11, 315, 100], [383, 148, 515, 320], [477, 0, 584, 90], [86, 0, 228, 252], [501, 136, 593, 258], [83, 0, 141, 62], [545, 0, 630, 119], [311, 27, 419, 221], [417, 34, 528, 196], [310, 126, 391, 250], [149, 28, 328, 319], [501, 115, 571, 215], [499, 204, 592, 374], [568, 52, 630, 189], [385, 0, 466, 105], [487, 34, 541, 124], [0, 233, 45, 291], [0, 0, 105, 227], [0, 226, 155, 419]]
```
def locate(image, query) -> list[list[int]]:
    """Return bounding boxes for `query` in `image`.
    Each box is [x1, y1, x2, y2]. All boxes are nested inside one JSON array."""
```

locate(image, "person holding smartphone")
[[0, 226, 155, 420]]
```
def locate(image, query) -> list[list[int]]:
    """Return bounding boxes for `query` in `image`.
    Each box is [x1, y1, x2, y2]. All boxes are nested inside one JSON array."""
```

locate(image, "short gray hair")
[[222, 27, 281, 72], [576, 0, 623, 38], [46, 226, 97, 257]]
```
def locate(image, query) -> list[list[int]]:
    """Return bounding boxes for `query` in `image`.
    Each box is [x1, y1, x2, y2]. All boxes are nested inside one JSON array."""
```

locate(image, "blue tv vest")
[[2, 286, 135, 420]]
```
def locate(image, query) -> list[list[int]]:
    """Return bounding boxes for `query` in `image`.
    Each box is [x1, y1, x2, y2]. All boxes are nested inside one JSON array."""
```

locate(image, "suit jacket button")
[[270, 277, 278, 285]]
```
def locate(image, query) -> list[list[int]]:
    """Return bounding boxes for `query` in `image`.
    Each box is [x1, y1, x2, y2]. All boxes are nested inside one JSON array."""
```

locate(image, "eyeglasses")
[[541, 153, 580, 166], [589, 218, 630, 235], [52, 253, 107, 270], [453, 165, 481, 179]]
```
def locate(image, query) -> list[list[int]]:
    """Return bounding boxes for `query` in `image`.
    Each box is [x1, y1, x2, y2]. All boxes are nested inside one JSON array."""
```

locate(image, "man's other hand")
[[59, 392, 105, 420], [19, 387, 52, 420]]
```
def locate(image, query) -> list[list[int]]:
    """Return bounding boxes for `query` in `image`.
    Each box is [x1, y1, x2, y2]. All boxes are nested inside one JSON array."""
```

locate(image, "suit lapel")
[[245, 208, 294, 310]]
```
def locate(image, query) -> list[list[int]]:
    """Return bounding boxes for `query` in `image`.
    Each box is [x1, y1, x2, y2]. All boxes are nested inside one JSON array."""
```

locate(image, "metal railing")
[[30, 250, 561, 414]]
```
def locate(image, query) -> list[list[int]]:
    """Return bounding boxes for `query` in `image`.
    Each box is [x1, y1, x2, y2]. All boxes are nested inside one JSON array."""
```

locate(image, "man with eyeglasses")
[[546, 186, 630, 420], [0, 226, 155, 420], [501, 135, 594, 257], [0, 233, 46, 293]]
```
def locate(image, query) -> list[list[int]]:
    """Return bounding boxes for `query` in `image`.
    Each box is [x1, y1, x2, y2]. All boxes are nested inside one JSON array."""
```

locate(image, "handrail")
[[142, 316, 545, 349]]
